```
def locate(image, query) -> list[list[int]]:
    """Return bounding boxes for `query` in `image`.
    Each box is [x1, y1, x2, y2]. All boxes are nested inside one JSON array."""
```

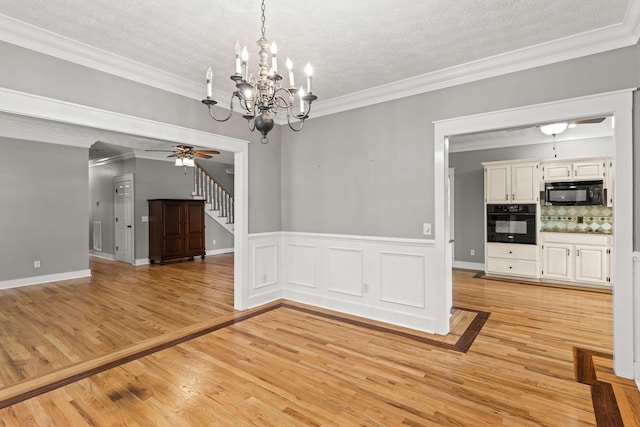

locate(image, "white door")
[[114, 174, 134, 264]]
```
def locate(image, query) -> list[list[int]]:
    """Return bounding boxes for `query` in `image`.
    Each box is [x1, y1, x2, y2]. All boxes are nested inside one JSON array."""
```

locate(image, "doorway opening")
[[434, 89, 635, 379]]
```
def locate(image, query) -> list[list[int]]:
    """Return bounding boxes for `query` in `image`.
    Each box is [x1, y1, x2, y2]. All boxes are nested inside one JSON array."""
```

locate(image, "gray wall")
[[281, 45, 639, 244], [197, 161, 235, 197], [0, 40, 282, 235], [0, 138, 89, 280], [449, 138, 613, 264]]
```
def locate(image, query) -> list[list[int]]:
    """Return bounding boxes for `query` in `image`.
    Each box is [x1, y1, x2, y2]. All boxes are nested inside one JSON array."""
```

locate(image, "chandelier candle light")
[[202, 0, 317, 144]]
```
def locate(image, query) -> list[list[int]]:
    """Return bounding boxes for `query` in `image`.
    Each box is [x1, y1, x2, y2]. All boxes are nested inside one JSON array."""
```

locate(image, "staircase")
[[193, 163, 234, 234]]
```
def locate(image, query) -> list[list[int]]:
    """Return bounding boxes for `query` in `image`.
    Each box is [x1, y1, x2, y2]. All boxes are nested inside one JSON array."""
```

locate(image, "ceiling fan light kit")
[[201, 0, 317, 144], [539, 122, 569, 136]]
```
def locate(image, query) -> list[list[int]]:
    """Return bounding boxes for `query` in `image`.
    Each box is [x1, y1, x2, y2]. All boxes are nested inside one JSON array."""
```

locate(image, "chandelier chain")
[[260, 0, 266, 39]]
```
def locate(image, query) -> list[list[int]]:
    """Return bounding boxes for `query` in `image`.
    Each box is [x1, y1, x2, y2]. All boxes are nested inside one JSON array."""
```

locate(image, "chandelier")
[[202, 0, 317, 144]]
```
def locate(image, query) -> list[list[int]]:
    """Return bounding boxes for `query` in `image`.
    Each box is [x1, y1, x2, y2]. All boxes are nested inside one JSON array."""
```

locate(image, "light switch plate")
[[423, 223, 432, 235]]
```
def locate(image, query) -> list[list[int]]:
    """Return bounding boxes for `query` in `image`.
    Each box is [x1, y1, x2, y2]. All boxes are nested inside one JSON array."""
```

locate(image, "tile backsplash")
[[540, 205, 613, 233]]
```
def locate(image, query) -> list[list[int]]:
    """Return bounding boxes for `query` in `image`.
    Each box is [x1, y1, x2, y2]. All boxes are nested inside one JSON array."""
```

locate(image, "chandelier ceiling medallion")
[[202, 0, 317, 144]]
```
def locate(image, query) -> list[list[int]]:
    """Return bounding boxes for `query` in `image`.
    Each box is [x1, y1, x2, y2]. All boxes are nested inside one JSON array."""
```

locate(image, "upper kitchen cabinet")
[[541, 158, 607, 181], [483, 160, 540, 204]]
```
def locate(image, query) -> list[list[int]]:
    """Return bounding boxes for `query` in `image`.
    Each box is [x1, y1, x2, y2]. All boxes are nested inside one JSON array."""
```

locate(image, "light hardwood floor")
[[0, 257, 638, 426]]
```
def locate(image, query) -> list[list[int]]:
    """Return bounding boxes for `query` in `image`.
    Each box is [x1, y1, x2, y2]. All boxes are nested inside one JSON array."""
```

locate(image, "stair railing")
[[193, 163, 234, 224]]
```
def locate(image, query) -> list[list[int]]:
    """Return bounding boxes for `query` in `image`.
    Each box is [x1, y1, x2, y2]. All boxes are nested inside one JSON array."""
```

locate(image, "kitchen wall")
[[0, 138, 89, 282], [449, 138, 613, 264]]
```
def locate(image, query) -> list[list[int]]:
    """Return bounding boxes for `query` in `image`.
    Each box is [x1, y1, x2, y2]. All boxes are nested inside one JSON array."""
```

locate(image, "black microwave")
[[544, 180, 604, 206]]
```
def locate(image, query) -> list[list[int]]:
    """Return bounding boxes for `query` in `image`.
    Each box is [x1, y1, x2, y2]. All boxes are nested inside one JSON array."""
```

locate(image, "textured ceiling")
[[0, 0, 633, 157], [0, 0, 631, 101]]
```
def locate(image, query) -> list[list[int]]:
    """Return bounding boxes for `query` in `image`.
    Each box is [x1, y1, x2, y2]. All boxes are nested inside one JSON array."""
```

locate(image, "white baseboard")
[[206, 248, 234, 256], [453, 260, 485, 271], [0, 269, 92, 290], [135, 258, 150, 266], [89, 250, 115, 260]]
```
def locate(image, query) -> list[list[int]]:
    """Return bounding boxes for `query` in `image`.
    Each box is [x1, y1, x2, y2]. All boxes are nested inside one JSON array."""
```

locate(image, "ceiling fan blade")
[[571, 117, 606, 124], [193, 152, 212, 159], [166, 153, 179, 158], [194, 150, 220, 154], [144, 149, 175, 152]]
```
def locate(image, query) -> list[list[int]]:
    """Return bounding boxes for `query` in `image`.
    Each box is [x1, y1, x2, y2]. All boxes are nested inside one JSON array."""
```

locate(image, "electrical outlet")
[[212, 239, 216, 245], [262, 274, 268, 283], [363, 283, 369, 293], [423, 223, 432, 236], [34, 261, 40, 268], [470, 249, 475, 256]]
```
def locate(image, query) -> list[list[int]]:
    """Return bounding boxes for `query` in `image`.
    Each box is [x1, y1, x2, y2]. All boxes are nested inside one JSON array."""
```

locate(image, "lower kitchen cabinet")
[[485, 243, 539, 278], [540, 232, 611, 286]]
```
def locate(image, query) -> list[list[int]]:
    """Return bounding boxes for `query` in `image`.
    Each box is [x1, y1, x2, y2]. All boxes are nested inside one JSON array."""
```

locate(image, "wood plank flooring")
[[0, 261, 638, 425], [0, 255, 234, 387]]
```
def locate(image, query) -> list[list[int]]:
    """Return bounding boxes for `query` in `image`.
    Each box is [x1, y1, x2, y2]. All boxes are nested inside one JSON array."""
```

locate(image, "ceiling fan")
[[538, 117, 606, 136], [145, 144, 220, 159]]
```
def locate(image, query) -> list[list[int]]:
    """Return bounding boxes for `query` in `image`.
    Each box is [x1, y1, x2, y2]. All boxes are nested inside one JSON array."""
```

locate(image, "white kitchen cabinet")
[[484, 160, 539, 204], [542, 162, 572, 181], [541, 243, 572, 281], [574, 245, 609, 285], [485, 164, 510, 203], [486, 242, 539, 278], [540, 233, 611, 286], [605, 159, 613, 207], [573, 160, 606, 180], [541, 158, 608, 181]]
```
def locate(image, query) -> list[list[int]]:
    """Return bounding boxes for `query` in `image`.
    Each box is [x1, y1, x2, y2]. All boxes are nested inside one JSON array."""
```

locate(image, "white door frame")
[[114, 173, 135, 264], [434, 88, 635, 379], [0, 87, 251, 311]]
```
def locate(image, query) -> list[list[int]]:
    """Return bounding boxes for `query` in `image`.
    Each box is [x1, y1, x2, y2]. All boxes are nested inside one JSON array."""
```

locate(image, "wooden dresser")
[[148, 199, 205, 264]]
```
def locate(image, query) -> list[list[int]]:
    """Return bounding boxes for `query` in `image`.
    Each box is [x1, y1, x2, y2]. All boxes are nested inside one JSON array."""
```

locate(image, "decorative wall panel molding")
[[380, 251, 426, 309], [327, 247, 364, 297]]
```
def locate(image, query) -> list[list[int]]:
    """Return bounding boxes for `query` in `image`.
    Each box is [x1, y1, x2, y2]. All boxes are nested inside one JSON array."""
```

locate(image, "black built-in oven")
[[486, 204, 537, 245]]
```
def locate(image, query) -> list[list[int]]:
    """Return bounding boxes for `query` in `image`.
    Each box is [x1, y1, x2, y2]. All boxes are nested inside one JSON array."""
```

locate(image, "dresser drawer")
[[486, 258, 538, 277], [486, 243, 537, 261]]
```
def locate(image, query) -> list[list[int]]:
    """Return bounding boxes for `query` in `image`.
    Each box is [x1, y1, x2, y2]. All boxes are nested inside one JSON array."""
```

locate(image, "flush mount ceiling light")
[[539, 122, 569, 136], [202, 0, 317, 144]]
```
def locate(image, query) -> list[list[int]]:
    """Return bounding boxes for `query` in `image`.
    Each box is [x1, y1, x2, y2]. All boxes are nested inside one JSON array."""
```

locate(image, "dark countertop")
[[540, 229, 612, 235]]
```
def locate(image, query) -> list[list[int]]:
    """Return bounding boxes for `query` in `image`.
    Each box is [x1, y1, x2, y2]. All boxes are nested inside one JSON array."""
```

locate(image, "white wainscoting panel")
[[380, 251, 426, 309], [253, 244, 278, 289], [247, 233, 282, 307], [287, 243, 317, 288], [328, 247, 364, 297], [281, 232, 439, 333]]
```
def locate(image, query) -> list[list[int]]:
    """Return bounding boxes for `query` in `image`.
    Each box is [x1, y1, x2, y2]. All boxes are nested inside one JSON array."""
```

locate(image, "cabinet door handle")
[[505, 194, 508, 201], [577, 249, 580, 257], [512, 193, 515, 200], [509, 251, 513, 254], [567, 249, 570, 256], [567, 170, 570, 177]]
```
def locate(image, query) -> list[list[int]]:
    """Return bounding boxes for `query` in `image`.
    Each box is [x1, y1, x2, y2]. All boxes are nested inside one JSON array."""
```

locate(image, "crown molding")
[[0, 14, 226, 102], [1, 10, 639, 121], [311, 21, 640, 119]]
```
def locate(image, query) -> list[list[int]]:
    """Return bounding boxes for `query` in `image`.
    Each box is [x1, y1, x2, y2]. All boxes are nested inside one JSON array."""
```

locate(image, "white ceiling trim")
[[449, 134, 613, 154], [1, 9, 639, 122]]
